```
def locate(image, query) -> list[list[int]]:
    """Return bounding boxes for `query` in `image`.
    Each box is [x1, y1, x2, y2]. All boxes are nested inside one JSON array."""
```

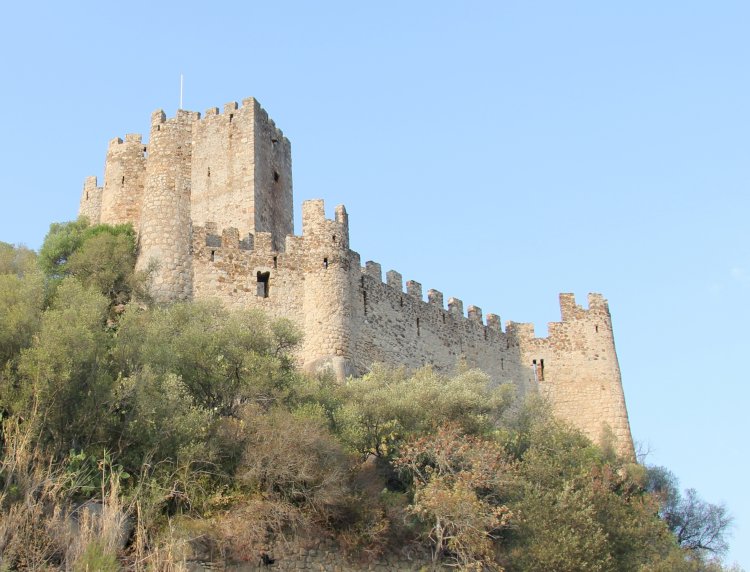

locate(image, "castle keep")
[[78, 97, 634, 457]]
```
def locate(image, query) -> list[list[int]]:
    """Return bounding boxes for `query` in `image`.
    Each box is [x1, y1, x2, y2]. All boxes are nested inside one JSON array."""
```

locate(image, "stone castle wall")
[[78, 98, 635, 458]]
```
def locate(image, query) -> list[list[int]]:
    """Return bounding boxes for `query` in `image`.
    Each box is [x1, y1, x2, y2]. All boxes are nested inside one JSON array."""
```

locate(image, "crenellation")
[[239, 234, 254, 251], [468, 305, 483, 323], [386, 270, 403, 291], [221, 227, 240, 249], [447, 297, 463, 317], [364, 261, 382, 281], [254, 231, 274, 252], [427, 289, 443, 307], [486, 313, 501, 330], [406, 280, 422, 300], [77, 96, 635, 458], [151, 109, 166, 125]]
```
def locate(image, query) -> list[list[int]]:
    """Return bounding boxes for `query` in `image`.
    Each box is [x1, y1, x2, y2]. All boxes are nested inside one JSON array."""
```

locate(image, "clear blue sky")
[[1, 1, 747, 566]]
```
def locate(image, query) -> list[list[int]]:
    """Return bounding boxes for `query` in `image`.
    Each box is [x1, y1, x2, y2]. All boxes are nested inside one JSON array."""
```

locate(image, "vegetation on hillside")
[[0, 223, 739, 571]]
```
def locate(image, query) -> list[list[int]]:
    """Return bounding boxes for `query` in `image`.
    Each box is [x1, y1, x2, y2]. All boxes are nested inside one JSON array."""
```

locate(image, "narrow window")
[[210, 250, 215, 262], [273, 256, 278, 269], [532, 359, 544, 381], [229, 114, 234, 123], [501, 358, 504, 370], [207, 167, 211, 177], [416, 317, 420, 336], [85, 191, 89, 200], [332, 234, 336, 243], [323, 258, 328, 269], [121, 176, 125, 185], [256, 271, 270, 298], [273, 171, 280, 182], [442, 313, 446, 324], [595, 324, 599, 333], [363, 291, 368, 315]]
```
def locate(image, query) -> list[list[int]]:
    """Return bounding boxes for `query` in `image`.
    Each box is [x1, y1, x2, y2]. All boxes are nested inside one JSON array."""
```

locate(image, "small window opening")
[[416, 317, 420, 336], [363, 291, 368, 315], [532, 359, 545, 382], [256, 271, 270, 298], [332, 234, 336, 243], [442, 313, 446, 324], [156, 125, 161, 131], [273, 171, 280, 182], [595, 324, 599, 333], [210, 250, 215, 262], [399, 297, 403, 307], [229, 114, 234, 123], [506, 339, 510, 349], [121, 176, 125, 185], [207, 167, 211, 177], [501, 358, 505, 370], [273, 256, 278, 269], [143, 146, 147, 153], [323, 258, 328, 269], [85, 191, 89, 200]]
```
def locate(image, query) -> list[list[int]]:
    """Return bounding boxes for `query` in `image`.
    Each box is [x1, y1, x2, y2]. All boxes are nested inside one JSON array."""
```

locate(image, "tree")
[[12, 279, 111, 454], [38, 218, 143, 310], [395, 425, 513, 570], [114, 301, 301, 417], [334, 365, 513, 459], [0, 255, 44, 365], [647, 466, 733, 556]]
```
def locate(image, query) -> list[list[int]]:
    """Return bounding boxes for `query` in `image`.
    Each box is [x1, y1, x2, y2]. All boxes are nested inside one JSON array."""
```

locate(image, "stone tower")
[[78, 98, 293, 303], [189, 99, 292, 251], [300, 200, 355, 379], [135, 109, 198, 302], [510, 294, 635, 458]]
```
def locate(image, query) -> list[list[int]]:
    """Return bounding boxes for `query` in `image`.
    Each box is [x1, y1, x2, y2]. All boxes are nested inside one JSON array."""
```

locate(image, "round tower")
[[300, 200, 355, 379], [136, 109, 199, 303], [99, 134, 147, 226]]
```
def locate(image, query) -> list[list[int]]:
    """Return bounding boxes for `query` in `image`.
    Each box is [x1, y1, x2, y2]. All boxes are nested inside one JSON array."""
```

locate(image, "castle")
[[78, 97, 635, 458]]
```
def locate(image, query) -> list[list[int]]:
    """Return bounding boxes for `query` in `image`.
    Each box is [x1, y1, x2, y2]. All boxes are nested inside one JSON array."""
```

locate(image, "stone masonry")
[[78, 97, 635, 458]]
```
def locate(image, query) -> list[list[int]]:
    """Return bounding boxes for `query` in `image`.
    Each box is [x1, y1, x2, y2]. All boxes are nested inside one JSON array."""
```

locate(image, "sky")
[[0, 1, 747, 566]]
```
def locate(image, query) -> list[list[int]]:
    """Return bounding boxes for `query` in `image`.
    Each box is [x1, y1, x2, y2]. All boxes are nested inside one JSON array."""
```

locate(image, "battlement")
[[150, 108, 201, 128], [144, 98, 290, 148], [359, 258, 505, 331], [559, 292, 611, 321], [301, 200, 350, 249]]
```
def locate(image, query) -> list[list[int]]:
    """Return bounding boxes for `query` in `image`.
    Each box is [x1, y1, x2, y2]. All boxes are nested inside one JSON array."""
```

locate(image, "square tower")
[[190, 98, 293, 251]]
